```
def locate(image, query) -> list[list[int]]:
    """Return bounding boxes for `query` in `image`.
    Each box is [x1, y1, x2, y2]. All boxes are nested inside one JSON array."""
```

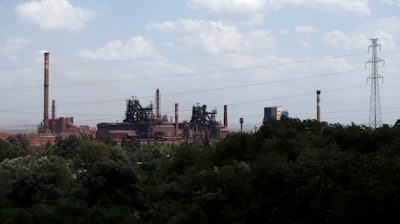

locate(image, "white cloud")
[[325, 30, 352, 47], [15, 0, 95, 30], [376, 17, 400, 36], [371, 31, 396, 50], [187, 0, 265, 12], [324, 30, 369, 50], [147, 21, 177, 32], [295, 26, 316, 34], [380, 0, 400, 7], [325, 17, 400, 52], [268, 0, 369, 15], [188, 0, 370, 15], [180, 21, 243, 53], [371, 17, 400, 50], [187, 0, 266, 25], [187, 0, 370, 25], [147, 19, 205, 32], [148, 19, 275, 53], [0, 34, 29, 53], [301, 41, 312, 49], [0, 5, 4, 12], [245, 30, 276, 49], [79, 36, 159, 60]]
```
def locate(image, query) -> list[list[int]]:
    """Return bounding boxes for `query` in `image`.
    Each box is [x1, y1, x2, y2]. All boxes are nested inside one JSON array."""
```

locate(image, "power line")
[[0, 79, 366, 115], [0, 40, 358, 71], [0, 52, 366, 93], [161, 69, 363, 97]]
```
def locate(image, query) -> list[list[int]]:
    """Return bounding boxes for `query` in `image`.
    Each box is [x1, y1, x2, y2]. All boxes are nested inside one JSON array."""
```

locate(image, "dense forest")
[[1, 117, 400, 224]]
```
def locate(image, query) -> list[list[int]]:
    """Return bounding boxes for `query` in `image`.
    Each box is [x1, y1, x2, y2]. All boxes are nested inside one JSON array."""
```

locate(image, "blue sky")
[[0, 0, 399, 132]]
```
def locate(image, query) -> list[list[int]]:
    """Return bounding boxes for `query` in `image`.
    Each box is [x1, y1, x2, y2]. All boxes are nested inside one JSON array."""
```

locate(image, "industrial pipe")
[[317, 90, 321, 122], [43, 52, 50, 133]]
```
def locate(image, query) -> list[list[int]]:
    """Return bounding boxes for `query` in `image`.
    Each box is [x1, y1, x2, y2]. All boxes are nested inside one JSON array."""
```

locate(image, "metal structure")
[[224, 105, 228, 127], [122, 97, 154, 138], [37, 52, 95, 139], [123, 97, 154, 123], [52, 99, 56, 133], [365, 38, 385, 129], [316, 90, 321, 122], [156, 89, 161, 119], [97, 90, 229, 143], [189, 104, 218, 140], [43, 52, 50, 133], [175, 103, 179, 136]]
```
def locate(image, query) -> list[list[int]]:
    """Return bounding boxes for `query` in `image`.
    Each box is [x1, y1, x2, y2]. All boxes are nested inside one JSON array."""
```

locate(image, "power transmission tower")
[[365, 38, 385, 129]]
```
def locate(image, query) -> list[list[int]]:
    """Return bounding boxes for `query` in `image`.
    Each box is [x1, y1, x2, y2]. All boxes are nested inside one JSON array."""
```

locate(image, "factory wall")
[[264, 106, 288, 121]]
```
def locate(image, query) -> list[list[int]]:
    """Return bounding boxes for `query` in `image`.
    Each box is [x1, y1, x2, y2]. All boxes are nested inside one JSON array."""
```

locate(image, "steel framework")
[[123, 97, 154, 124], [365, 38, 385, 129], [190, 104, 218, 140]]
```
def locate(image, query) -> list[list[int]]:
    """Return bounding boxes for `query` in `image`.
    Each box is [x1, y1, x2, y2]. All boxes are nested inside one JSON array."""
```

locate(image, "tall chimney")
[[156, 89, 161, 118], [224, 105, 228, 127], [52, 99, 56, 119], [240, 117, 244, 133], [175, 103, 179, 136], [43, 52, 50, 133], [51, 99, 56, 133], [317, 90, 321, 122]]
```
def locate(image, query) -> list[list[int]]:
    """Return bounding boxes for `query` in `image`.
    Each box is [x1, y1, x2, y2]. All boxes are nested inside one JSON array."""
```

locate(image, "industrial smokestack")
[[240, 117, 244, 133], [52, 99, 56, 119], [43, 52, 50, 133], [156, 89, 161, 118], [317, 90, 321, 122], [175, 103, 179, 136], [51, 99, 56, 133], [224, 105, 228, 127]]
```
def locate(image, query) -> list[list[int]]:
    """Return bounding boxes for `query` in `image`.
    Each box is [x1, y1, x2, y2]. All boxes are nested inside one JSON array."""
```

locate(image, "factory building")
[[29, 52, 226, 145], [96, 89, 229, 144], [37, 52, 96, 140], [264, 106, 289, 121]]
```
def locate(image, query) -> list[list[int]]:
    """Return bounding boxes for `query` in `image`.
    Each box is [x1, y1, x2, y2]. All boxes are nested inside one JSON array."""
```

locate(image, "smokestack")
[[317, 90, 321, 122], [43, 52, 50, 133], [51, 99, 56, 133], [224, 105, 228, 127], [156, 89, 161, 118], [52, 99, 56, 119], [240, 117, 243, 133], [175, 103, 179, 136]]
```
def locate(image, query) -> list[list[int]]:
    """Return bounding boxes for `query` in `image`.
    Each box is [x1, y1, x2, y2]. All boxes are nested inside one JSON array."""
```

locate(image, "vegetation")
[[1, 117, 400, 223]]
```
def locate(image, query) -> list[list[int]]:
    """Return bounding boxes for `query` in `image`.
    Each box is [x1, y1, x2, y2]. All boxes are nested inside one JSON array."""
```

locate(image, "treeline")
[[1, 117, 400, 223]]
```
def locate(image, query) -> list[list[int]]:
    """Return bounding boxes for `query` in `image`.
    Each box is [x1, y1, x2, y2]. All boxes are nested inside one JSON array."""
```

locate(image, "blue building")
[[264, 106, 289, 121]]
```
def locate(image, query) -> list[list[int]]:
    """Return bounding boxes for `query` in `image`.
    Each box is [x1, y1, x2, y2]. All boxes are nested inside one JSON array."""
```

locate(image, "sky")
[[0, 0, 399, 132]]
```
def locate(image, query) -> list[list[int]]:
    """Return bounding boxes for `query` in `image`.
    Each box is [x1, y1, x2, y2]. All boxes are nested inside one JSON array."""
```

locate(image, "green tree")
[[0, 155, 74, 207], [0, 138, 25, 162], [54, 135, 81, 160], [78, 148, 142, 208]]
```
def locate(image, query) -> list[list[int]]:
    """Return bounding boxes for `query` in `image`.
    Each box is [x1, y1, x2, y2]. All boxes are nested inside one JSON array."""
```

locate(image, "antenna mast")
[[365, 38, 385, 129]]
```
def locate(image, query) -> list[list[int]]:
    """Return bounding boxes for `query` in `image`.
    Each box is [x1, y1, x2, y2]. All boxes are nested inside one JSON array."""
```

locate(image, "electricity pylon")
[[365, 38, 385, 129]]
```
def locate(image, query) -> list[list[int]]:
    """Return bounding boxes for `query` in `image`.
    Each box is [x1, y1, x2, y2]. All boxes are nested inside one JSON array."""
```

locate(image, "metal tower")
[[365, 38, 385, 129]]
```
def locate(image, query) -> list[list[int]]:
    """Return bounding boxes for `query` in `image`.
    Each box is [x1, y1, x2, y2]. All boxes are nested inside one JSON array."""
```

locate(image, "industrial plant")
[[3, 42, 351, 147], [263, 106, 289, 121], [35, 52, 228, 145], [96, 89, 229, 144], [37, 52, 95, 140]]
